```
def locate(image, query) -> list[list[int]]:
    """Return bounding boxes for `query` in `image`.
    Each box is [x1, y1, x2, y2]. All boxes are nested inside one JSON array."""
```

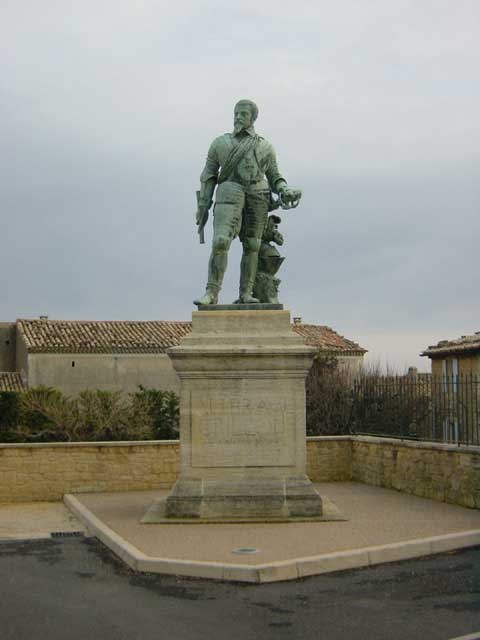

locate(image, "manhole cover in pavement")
[[232, 547, 259, 555]]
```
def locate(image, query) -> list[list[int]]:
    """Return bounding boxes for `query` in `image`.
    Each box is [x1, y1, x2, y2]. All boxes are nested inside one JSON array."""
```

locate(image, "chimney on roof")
[[39, 315, 48, 321], [293, 317, 302, 325]]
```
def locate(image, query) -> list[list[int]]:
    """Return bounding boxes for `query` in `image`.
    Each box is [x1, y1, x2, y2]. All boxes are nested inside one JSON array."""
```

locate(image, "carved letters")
[[191, 386, 297, 467]]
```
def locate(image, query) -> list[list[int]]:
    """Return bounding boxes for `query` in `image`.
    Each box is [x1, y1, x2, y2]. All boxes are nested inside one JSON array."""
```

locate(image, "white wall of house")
[[334, 354, 364, 376], [26, 353, 180, 395]]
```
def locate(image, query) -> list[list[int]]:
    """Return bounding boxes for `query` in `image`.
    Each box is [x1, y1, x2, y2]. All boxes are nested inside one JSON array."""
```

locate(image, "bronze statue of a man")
[[194, 100, 301, 306]]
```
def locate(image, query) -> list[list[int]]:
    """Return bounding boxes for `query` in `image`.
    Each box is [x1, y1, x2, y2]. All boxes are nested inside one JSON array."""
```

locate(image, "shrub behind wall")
[[306, 355, 353, 436], [0, 392, 22, 442], [0, 387, 179, 443]]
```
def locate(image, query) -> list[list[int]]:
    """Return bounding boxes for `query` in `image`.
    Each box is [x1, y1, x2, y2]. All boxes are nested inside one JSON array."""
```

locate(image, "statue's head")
[[233, 99, 258, 134]]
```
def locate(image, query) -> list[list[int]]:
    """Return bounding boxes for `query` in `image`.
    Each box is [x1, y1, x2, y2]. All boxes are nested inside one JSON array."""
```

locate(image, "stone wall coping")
[[0, 434, 478, 455], [0, 435, 349, 451], [0, 439, 180, 450], [0, 436, 347, 450], [306, 436, 353, 441], [352, 435, 480, 455]]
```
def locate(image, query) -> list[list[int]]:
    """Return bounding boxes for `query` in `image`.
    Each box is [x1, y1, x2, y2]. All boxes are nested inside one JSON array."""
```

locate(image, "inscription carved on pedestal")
[[191, 383, 297, 468]]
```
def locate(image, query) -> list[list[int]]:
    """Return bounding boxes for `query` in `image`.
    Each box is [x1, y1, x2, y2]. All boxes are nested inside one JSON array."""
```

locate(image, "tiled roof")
[[17, 319, 366, 355], [421, 332, 480, 358], [0, 372, 26, 392], [292, 324, 366, 354], [17, 320, 192, 354]]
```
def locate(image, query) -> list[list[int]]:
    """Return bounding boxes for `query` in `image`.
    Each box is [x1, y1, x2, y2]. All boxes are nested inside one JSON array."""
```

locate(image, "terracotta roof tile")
[[17, 319, 366, 355], [292, 324, 366, 353], [17, 320, 192, 354], [421, 332, 480, 358], [0, 372, 26, 392]]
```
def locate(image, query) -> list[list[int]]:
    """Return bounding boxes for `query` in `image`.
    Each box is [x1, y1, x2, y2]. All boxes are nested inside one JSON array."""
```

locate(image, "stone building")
[[421, 332, 480, 444], [421, 332, 480, 379], [0, 317, 366, 395]]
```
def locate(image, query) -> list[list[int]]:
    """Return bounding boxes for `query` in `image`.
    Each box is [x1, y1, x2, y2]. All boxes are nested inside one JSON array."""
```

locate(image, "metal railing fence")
[[350, 373, 480, 445]]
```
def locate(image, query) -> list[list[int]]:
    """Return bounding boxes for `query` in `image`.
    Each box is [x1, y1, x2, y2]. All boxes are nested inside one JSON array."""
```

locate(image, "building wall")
[[26, 352, 180, 394], [431, 355, 480, 377], [15, 326, 29, 378], [458, 354, 480, 376], [334, 354, 364, 376], [0, 323, 16, 371], [1, 436, 479, 507], [431, 359, 442, 377], [428, 355, 479, 446]]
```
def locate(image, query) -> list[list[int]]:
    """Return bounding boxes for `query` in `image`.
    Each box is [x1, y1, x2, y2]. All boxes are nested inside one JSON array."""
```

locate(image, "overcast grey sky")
[[1, 1, 479, 371]]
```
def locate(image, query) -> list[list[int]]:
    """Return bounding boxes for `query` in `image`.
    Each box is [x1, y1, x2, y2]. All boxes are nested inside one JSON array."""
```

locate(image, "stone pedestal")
[[142, 309, 323, 523]]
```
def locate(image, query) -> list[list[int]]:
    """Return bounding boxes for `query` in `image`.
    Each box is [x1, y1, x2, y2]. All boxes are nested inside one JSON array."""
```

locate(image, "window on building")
[[442, 357, 458, 392]]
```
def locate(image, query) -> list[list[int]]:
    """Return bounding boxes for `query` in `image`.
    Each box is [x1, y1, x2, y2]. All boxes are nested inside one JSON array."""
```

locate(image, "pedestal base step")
[[141, 476, 341, 524]]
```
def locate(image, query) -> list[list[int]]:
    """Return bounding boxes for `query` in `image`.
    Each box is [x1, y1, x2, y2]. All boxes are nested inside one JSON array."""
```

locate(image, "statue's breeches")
[[213, 182, 244, 243], [213, 181, 269, 245]]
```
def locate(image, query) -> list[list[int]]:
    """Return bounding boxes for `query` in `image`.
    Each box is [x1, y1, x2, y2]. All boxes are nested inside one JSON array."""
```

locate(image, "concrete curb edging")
[[64, 494, 147, 571], [64, 494, 480, 583]]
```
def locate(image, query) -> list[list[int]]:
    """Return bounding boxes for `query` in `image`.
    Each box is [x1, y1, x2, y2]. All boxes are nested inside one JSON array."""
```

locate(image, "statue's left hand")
[[280, 188, 302, 209]]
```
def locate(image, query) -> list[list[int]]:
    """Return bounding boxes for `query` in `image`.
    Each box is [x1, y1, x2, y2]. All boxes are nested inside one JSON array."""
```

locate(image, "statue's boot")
[[236, 292, 260, 304], [194, 247, 227, 305], [234, 251, 260, 304], [193, 289, 218, 306]]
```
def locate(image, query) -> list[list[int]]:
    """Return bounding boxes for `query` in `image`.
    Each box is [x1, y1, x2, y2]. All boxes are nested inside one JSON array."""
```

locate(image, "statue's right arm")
[[197, 141, 219, 218]]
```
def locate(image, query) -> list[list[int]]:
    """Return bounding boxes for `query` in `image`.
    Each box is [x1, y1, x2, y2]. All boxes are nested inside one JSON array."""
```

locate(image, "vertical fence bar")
[[444, 372, 448, 442], [464, 372, 469, 445], [477, 373, 479, 445], [457, 371, 462, 445], [476, 373, 480, 445], [432, 375, 435, 441]]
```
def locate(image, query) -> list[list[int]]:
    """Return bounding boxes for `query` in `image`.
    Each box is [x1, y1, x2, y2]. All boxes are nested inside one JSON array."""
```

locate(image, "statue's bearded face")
[[233, 105, 254, 135]]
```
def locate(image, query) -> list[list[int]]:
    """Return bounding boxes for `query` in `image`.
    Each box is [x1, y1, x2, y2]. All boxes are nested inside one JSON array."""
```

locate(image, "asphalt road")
[[0, 537, 479, 640]]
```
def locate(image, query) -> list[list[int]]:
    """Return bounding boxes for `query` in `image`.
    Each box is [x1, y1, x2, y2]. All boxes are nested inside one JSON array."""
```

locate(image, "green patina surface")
[[194, 100, 302, 307]]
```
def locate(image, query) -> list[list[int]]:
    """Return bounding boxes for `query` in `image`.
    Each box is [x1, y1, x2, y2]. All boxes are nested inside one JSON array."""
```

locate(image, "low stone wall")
[[306, 436, 352, 482], [351, 436, 480, 509], [1, 436, 479, 508], [0, 437, 350, 503], [0, 441, 180, 503]]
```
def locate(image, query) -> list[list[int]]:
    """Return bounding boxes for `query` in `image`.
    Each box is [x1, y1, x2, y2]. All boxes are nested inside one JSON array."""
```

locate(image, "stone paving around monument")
[[61, 482, 480, 583], [2, 481, 480, 584]]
